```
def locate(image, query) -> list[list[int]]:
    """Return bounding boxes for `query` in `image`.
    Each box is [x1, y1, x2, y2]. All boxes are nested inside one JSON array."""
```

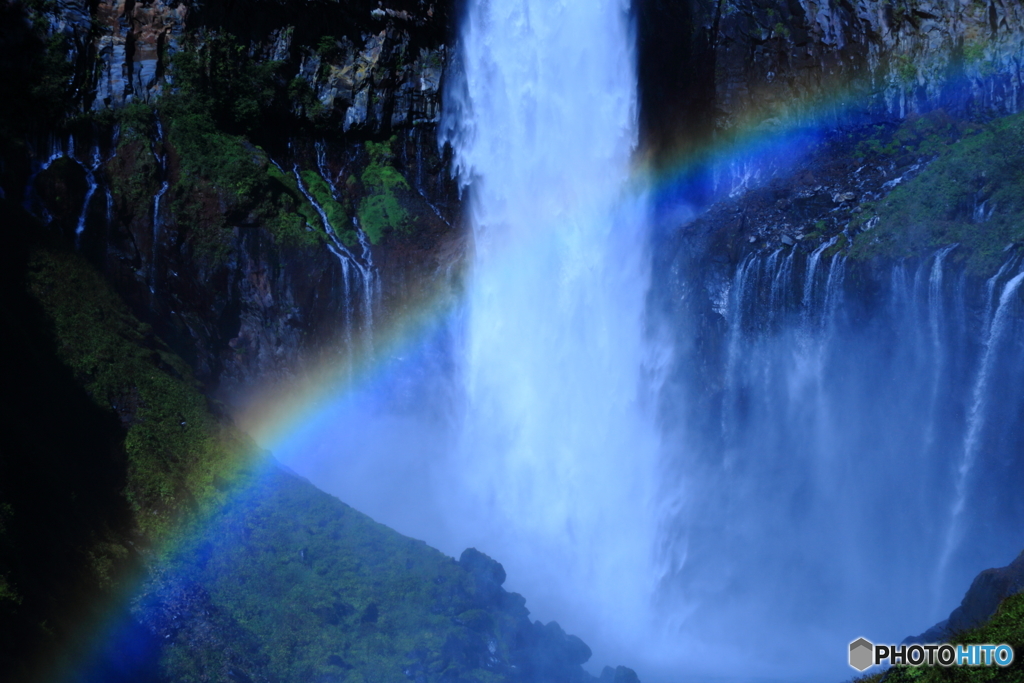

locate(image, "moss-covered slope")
[[850, 112, 1024, 274], [0, 200, 613, 683], [851, 592, 1024, 683], [147, 469, 601, 683]]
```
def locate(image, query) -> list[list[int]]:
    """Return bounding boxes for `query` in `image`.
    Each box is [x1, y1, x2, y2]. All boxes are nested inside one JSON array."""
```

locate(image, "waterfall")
[[937, 266, 1024, 588], [658, 242, 1024, 679], [149, 181, 169, 294], [441, 0, 662, 662], [287, 161, 378, 349], [922, 245, 958, 451], [74, 145, 103, 247], [802, 235, 838, 322]]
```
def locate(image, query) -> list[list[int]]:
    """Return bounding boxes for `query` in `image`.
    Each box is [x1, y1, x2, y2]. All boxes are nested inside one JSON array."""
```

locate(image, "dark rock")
[[459, 547, 507, 587], [360, 602, 380, 624], [600, 665, 642, 683], [637, 0, 1024, 151], [905, 550, 1024, 643]]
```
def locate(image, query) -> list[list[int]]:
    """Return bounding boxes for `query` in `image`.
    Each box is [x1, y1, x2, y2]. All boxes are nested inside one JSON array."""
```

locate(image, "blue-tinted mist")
[[274, 1, 1024, 681]]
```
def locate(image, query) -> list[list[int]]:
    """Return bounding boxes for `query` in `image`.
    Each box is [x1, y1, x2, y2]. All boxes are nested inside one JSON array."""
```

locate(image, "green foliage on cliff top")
[[851, 111, 1024, 274], [26, 248, 256, 543], [358, 138, 416, 244], [882, 591, 1024, 683]]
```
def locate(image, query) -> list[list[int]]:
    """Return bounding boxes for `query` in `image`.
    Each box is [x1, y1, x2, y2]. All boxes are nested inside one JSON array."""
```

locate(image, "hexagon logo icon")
[[849, 637, 874, 671]]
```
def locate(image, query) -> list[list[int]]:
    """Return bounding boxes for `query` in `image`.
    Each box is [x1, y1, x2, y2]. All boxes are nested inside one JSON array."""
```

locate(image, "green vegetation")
[[26, 248, 255, 542], [895, 53, 918, 83], [358, 137, 416, 244], [883, 592, 1024, 683], [851, 111, 1024, 274], [288, 76, 327, 121], [853, 111, 968, 162], [168, 32, 281, 136], [153, 31, 331, 256], [301, 169, 356, 246], [151, 468, 532, 683], [10, 237, 563, 683], [106, 105, 159, 224]]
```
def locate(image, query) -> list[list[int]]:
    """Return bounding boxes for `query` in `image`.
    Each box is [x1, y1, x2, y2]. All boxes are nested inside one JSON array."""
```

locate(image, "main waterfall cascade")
[[440, 0, 665, 662], [293, 1, 1024, 679]]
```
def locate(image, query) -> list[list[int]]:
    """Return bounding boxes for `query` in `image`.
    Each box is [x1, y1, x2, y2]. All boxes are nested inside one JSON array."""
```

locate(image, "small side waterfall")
[[75, 145, 103, 247], [938, 263, 1024, 587], [148, 181, 168, 293], [286, 160, 379, 354], [24, 134, 106, 236]]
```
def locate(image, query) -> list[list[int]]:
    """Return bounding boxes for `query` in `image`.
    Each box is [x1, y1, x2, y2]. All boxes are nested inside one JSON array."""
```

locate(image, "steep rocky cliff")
[[639, 0, 1024, 154], [10, 0, 1024, 409], [5, 0, 462, 411]]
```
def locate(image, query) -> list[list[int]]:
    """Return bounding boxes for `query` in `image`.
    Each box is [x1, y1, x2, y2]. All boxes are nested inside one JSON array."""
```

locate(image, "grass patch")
[[853, 111, 969, 163], [26, 248, 256, 543], [851, 111, 1024, 274], [157, 468, 531, 682], [883, 592, 1024, 683]]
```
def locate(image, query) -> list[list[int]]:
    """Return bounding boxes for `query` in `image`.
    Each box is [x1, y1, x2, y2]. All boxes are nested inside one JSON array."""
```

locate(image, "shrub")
[[357, 138, 416, 244]]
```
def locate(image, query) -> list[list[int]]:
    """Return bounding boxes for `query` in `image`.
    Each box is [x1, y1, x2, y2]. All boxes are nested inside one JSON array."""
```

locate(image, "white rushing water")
[[440, 0, 663, 667]]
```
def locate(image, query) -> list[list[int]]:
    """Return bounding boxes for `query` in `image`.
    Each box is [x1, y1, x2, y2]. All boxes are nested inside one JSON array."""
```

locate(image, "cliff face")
[[639, 0, 1024, 153], [10, 0, 462, 409], [43, 0, 451, 122], [15, 0, 1024, 409], [714, 0, 1024, 126]]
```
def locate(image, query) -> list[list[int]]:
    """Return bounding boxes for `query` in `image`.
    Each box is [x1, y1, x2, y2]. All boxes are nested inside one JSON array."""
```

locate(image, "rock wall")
[[12, 0, 462, 409], [41, 0, 452, 129], [638, 0, 1024, 153], [715, 0, 1024, 127]]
